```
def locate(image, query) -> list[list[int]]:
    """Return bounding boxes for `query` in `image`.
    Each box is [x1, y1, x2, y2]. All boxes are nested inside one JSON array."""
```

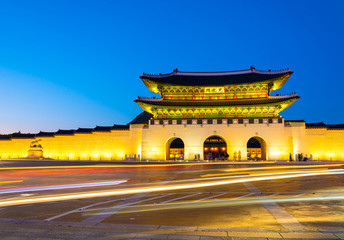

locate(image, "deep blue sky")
[[0, 0, 343, 134]]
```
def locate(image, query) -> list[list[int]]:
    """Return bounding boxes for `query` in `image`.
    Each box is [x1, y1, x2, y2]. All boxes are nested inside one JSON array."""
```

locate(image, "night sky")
[[0, 1, 343, 134]]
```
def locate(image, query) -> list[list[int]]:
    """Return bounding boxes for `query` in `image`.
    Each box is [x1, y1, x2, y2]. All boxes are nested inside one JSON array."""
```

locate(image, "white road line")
[[46, 193, 176, 222], [80, 194, 176, 225], [45, 198, 124, 221], [82, 193, 177, 213], [116, 193, 177, 207], [244, 183, 307, 231], [161, 192, 202, 203], [230, 193, 254, 200], [293, 193, 307, 198], [192, 192, 228, 202], [265, 193, 280, 198], [80, 166, 191, 226]]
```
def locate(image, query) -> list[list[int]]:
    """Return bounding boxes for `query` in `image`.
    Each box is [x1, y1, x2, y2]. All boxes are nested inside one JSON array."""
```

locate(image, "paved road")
[[0, 160, 343, 239]]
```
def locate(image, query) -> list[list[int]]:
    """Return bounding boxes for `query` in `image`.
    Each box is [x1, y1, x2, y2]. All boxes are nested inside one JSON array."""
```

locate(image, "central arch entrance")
[[204, 136, 228, 161], [166, 138, 184, 160], [247, 137, 267, 160]]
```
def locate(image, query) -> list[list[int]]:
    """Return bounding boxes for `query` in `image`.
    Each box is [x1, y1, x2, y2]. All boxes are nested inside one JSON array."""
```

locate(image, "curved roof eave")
[[140, 68, 293, 91], [135, 95, 300, 108]]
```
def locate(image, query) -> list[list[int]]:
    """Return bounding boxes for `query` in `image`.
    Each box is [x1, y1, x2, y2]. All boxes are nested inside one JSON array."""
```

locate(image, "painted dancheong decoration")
[[136, 66, 299, 119]]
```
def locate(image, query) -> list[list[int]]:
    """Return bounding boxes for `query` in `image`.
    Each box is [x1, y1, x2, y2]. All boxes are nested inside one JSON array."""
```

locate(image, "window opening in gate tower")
[[204, 136, 228, 161]]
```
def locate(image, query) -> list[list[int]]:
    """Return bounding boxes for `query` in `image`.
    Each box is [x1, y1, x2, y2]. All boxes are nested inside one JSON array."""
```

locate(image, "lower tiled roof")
[[306, 122, 344, 130], [135, 95, 299, 107], [306, 122, 327, 128], [327, 124, 344, 130], [129, 111, 153, 124], [55, 129, 76, 135], [112, 124, 130, 130], [36, 132, 55, 137]]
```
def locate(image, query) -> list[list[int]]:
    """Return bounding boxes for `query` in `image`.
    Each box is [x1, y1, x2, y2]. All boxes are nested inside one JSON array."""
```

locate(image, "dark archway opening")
[[204, 136, 228, 161], [168, 138, 184, 160], [247, 137, 267, 160]]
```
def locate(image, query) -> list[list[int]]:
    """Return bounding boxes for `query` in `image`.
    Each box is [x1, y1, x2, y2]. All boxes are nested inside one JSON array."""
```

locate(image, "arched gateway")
[[247, 137, 267, 160], [166, 138, 184, 160], [204, 136, 228, 160]]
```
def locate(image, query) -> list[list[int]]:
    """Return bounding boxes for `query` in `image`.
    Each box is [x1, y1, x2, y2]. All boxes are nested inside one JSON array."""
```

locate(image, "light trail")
[[223, 164, 342, 172], [0, 162, 234, 170], [202, 168, 331, 178], [86, 193, 344, 215], [4, 161, 335, 171], [0, 180, 23, 185], [0, 169, 343, 207], [0, 180, 127, 194]]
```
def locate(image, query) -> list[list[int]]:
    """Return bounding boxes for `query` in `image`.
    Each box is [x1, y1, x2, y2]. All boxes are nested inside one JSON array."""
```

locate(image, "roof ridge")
[[141, 67, 291, 78]]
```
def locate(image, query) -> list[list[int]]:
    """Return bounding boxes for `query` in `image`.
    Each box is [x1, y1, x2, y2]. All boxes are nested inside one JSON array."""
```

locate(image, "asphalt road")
[[0, 160, 343, 239]]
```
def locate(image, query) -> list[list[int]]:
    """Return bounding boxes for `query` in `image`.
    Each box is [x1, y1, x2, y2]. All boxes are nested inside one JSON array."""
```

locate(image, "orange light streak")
[[0, 180, 23, 184]]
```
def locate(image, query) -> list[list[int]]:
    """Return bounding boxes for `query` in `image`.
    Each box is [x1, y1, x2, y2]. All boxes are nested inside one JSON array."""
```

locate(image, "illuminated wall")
[[0, 126, 143, 161], [0, 121, 343, 161]]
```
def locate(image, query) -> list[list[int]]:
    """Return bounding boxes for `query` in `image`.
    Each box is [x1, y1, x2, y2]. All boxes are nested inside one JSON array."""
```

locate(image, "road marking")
[[192, 192, 227, 202], [229, 193, 254, 200], [161, 192, 202, 203], [244, 182, 307, 231], [265, 193, 280, 198], [45, 198, 125, 221], [293, 193, 307, 198], [80, 166, 190, 226], [79, 194, 170, 225]]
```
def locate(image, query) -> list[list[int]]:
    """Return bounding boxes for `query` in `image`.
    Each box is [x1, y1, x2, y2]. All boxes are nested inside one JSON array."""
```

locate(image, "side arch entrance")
[[166, 138, 184, 160], [247, 137, 267, 160], [203, 136, 228, 160]]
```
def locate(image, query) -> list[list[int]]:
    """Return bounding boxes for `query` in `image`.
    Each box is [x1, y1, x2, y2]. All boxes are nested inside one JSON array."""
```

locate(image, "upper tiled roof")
[[135, 95, 299, 107], [141, 67, 292, 86]]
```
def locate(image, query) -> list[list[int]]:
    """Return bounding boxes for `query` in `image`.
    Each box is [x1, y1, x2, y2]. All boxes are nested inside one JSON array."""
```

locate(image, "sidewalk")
[[0, 218, 343, 239]]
